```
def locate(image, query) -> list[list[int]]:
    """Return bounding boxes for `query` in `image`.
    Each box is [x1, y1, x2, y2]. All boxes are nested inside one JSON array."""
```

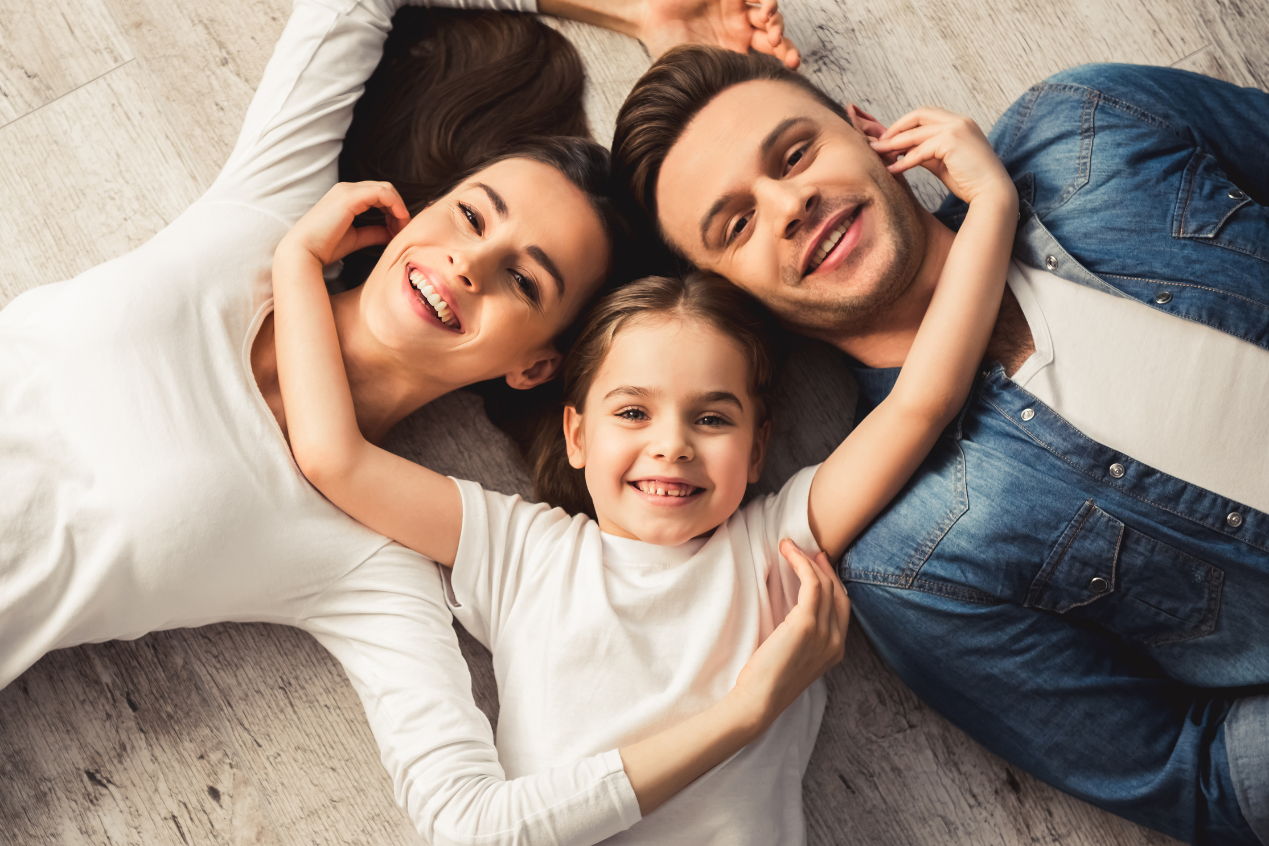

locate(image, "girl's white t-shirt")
[[446, 466, 827, 845], [0, 1, 645, 843]]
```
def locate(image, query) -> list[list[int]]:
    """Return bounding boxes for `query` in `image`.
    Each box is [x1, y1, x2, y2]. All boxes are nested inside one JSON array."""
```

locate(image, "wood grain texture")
[[2, 0, 1264, 842]]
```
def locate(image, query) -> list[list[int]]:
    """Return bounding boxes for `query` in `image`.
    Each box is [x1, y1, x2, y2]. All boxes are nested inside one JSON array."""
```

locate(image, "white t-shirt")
[[446, 466, 827, 845], [1007, 261, 1269, 512], [0, 1, 644, 843]]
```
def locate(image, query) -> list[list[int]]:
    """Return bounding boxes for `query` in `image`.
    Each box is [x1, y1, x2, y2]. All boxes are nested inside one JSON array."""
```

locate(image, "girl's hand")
[[639, 0, 800, 68], [730, 539, 849, 726], [277, 181, 412, 268], [870, 108, 1016, 207]]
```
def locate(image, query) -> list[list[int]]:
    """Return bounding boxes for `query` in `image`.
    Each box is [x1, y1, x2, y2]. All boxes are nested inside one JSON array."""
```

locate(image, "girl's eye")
[[459, 202, 482, 234], [511, 270, 540, 306], [616, 408, 648, 421], [727, 213, 751, 244], [697, 414, 731, 428]]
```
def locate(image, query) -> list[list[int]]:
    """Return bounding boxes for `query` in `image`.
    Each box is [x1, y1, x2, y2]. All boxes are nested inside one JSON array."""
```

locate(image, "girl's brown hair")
[[532, 272, 785, 517]]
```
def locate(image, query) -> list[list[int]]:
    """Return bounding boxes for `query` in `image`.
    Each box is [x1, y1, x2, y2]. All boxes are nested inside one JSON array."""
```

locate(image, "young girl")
[[272, 107, 1017, 841]]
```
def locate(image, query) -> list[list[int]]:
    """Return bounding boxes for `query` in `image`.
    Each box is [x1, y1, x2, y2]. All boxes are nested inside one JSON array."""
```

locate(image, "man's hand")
[[540, 0, 799, 68]]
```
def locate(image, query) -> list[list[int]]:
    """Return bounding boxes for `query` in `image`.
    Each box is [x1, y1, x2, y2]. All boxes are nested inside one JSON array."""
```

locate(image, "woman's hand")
[[729, 539, 849, 727], [870, 108, 1016, 208], [639, 0, 800, 67], [277, 181, 411, 268]]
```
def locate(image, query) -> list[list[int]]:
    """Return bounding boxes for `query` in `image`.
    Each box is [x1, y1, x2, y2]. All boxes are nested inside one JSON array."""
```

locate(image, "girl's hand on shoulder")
[[729, 539, 849, 727], [277, 181, 412, 268], [870, 108, 1017, 209], [640, 0, 800, 68]]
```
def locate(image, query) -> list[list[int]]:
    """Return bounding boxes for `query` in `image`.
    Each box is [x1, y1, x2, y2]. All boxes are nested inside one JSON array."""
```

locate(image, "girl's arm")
[[272, 181, 464, 566], [274, 182, 849, 820], [807, 109, 1019, 560]]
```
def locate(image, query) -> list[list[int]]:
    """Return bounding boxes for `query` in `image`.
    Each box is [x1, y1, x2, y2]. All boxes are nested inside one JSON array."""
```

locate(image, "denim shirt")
[[840, 64, 1269, 846]]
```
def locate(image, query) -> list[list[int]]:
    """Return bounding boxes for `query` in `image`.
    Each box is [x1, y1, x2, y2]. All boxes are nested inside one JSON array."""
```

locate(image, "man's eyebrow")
[[528, 245, 565, 299], [698, 116, 813, 250], [474, 182, 507, 217]]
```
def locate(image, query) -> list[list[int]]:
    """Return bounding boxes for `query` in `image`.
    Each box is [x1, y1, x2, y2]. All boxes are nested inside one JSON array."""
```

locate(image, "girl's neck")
[[254, 287, 456, 444]]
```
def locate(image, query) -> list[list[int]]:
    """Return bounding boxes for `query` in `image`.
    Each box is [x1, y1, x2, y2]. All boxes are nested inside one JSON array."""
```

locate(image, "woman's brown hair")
[[532, 272, 785, 517]]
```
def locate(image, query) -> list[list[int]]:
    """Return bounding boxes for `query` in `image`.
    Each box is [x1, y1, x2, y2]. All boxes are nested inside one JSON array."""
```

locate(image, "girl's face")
[[564, 316, 766, 546], [360, 157, 610, 390]]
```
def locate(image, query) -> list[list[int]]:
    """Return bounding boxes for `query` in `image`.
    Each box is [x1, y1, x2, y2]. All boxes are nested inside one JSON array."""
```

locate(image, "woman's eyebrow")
[[473, 182, 508, 217]]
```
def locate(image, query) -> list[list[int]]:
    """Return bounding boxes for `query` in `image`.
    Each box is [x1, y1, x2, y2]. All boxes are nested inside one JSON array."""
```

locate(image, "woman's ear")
[[847, 103, 888, 141], [748, 420, 771, 484], [562, 405, 586, 469], [505, 348, 562, 390]]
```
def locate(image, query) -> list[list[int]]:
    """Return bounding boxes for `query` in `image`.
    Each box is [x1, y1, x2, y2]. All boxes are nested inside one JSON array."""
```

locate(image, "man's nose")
[[757, 177, 818, 241]]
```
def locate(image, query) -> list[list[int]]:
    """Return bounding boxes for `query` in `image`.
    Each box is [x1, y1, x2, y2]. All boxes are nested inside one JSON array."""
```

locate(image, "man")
[[611, 47, 1268, 845]]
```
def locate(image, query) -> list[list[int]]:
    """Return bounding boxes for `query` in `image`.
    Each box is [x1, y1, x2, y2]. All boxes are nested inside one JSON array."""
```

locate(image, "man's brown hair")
[[611, 45, 849, 235]]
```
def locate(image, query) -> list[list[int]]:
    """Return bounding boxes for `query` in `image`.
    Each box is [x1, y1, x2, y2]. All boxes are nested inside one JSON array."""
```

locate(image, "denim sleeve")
[[846, 580, 1263, 846], [1032, 64, 1269, 203]]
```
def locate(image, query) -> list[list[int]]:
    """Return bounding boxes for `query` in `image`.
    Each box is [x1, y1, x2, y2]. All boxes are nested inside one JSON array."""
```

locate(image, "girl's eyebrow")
[[603, 385, 745, 410]]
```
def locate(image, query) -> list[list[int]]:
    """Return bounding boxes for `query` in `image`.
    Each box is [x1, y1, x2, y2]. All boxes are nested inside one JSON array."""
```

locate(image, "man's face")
[[656, 80, 925, 341]]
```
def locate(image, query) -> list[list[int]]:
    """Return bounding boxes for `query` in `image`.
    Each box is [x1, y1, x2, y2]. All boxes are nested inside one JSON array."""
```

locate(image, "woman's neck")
[[252, 287, 456, 444]]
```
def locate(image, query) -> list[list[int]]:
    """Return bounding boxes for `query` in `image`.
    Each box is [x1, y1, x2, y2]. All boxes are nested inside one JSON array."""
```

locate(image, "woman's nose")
[[447, 253, 478, 292]]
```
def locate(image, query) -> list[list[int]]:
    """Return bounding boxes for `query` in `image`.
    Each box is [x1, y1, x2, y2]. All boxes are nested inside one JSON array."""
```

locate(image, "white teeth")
[[408, 270, 457, 328], [634, 481, 694, 497], [807, 213, 856, 273]]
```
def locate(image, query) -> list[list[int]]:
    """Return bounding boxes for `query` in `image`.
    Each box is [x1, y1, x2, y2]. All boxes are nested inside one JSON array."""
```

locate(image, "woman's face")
[[360, 157, 611, 389]]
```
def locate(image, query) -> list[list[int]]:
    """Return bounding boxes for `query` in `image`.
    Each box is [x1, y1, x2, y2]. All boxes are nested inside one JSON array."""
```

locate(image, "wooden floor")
[[1, 0, 1264, 843]]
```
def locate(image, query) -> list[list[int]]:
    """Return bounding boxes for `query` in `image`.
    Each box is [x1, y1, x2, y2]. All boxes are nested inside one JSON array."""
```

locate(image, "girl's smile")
[[564, 316, 766, 547]]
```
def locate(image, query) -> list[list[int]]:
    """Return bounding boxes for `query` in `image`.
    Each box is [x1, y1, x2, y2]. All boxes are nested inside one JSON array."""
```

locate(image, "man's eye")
[[511, 270, 540, 305], [459, 202, 482, 234], [784, 146, 806, 173], [728, 213, 751, 243], [617, 408, 648, 421]]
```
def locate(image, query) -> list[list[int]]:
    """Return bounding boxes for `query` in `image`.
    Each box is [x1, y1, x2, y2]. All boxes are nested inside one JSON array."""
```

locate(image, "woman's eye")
[[511, 270, 540, 305], [617, 408, 648, 421], [727, 213, 751, 243], [459, 202, 482, 234]]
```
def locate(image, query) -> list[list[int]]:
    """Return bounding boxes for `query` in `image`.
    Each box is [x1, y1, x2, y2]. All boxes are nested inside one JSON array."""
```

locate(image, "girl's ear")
[[562, 405, 586, 469], [847, 103, 887, 142], [748, 420, 771, 484], [505, 348, 562, 391]]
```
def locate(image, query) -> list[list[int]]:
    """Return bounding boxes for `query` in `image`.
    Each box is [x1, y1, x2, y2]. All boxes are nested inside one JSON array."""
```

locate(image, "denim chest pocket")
[[1173, 149, 1268, 261], [1024, 500, 1224, 646]]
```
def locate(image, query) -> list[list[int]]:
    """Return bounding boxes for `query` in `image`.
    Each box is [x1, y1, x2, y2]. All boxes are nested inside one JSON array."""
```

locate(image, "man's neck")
[[828, 210, 1034, 375]]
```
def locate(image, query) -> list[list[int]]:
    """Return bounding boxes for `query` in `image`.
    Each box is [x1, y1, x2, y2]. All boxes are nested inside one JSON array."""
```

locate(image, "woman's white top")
[[0, 1, 643, 842], [446, 466, 828, 845]]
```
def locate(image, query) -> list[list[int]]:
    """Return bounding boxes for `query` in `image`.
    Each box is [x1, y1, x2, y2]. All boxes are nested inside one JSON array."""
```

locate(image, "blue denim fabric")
[[841, 64, 1269, 845]]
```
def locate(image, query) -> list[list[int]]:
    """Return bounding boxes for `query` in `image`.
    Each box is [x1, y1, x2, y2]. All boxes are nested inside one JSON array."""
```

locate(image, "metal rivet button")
[[1228, 189, 1246, 201], [1109, 462, 1126, 478], [1227, 512, 1244, 528], [1020, 408, 1035, 421], [1154, 291, 1173, 304], [1045, 255, 1059, 271], [1089, 577, 1109, 594]]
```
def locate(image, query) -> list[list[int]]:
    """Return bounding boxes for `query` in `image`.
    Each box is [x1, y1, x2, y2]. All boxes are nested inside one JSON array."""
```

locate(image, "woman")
[[0, 0, 800, 841]]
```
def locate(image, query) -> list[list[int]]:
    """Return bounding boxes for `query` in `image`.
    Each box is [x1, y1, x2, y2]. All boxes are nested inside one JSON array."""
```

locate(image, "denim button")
[[1045, 255, 1059, 270], [1227, 511, 1244, 528], [1109, 462, 1126, 478], [1228, 189, 1247, 200], [1154, 291, 1173, 304], [1020, 408, 1035, 421], [1089, 576, 1110, 594]]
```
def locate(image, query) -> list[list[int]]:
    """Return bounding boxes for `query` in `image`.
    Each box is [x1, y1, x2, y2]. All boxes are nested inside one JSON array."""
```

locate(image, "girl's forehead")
[[592, 315, 754, 398]]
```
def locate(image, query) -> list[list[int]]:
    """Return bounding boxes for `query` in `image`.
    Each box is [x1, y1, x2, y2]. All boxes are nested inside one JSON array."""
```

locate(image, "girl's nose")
[[650, 429, 694, 463]]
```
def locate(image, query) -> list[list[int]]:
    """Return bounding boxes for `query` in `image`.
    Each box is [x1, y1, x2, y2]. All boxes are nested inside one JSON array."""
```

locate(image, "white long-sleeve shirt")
[[0, 1, 641, 842]]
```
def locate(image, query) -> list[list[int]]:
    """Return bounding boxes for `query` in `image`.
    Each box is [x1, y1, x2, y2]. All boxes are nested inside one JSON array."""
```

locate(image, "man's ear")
[[562, 405, 586, 469], [847, 103, 887, 142], [505, 348, 562, 391], [748, 420, 771, 484]]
